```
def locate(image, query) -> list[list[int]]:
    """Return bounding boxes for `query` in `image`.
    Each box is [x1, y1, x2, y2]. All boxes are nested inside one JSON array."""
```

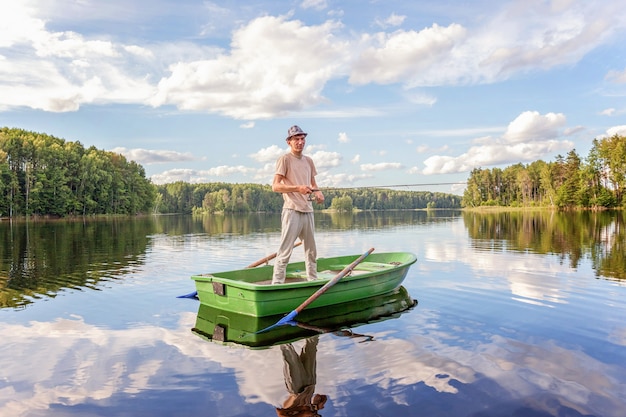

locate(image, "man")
[[271, 125, 324, 284]]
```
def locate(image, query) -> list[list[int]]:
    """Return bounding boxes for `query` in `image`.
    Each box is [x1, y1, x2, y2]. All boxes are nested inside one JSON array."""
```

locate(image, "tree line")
[[0, 127, 462, 218], [462, 134, 626, 209], [154, 182, 462, 214], [0, 127, 155, 217]]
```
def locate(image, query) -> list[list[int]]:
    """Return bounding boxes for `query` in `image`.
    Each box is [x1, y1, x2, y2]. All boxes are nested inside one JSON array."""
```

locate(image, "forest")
[[0, 127, 155, 217], [9, 127, 625, 217], [462, 134, 626, 209], [0, 127, 461, 218], [153, 182, 462, 214]]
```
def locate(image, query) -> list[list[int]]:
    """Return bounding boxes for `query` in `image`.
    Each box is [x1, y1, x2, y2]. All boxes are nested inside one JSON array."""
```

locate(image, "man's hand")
[[311, 189, 324, 204], [296, 185, 313, 195]]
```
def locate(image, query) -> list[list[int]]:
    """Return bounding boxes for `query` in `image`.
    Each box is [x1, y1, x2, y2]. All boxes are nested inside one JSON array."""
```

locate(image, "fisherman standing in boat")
[[271, 125, 325, 284]]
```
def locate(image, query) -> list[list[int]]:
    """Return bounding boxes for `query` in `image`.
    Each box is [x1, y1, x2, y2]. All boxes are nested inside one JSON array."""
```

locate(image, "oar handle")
[[246, 241, 302, 268], [295, 248, 374, 313]]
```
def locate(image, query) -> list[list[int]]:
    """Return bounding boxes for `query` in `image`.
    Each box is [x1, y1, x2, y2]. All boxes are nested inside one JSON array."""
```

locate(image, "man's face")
[[287, 134, 306, 152]]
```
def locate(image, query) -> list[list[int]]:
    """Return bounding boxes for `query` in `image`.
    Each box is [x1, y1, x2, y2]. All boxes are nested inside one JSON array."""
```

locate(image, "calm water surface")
[[1, 211, 625, 417]]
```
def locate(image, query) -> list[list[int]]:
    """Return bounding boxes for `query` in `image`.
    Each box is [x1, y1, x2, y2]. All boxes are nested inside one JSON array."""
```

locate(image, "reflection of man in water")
[[276, 335, 328, 417]]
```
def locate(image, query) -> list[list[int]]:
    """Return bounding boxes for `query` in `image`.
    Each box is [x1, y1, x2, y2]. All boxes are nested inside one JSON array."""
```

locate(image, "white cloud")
[[111, 147, 195, 164], [604, 125, 626, 137], [304, 143, 326, 153], [150, 16, 349, 119], [310, 150, 342, 170], [352, 2, 626, 89], [422, 111, 574, 174], [503, 111, 567, 143], [563, 125, 586, 136], [151, 165, 255, 184], [240, 121, 255, 129], [0, 2, 45, 48], [150, 168, 197, 184], [350, 23, 467, 86], [203, 165, 254, 176], [291, 107, 385, 118], [338, 132, 350, 143], [360, 162, 403, 171], [1, 51, 142, 111], [301, 0, 327, 11], [1, 1, 625, 120], [0, 2, 157, 112], [351, 154, 360, 164], [405, 92, 437, 106], [375, 13, 406, 29], [249, 145, 286, 164], [317, 172, 372, 187], [35, 32, 119, 59], [605, 67, 626, 83]]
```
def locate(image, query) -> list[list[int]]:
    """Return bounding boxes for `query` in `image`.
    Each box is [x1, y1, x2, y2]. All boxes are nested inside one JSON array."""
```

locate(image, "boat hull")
[[191, 252, 417, 317], [192, 285, 417, 348]]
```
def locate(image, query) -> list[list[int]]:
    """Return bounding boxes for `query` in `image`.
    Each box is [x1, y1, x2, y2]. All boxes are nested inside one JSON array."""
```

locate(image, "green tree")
[[556, 150, 582, 208], [597, 134, 626, 206], [0, 127, 155, 217], [330, 195, 353, 212]]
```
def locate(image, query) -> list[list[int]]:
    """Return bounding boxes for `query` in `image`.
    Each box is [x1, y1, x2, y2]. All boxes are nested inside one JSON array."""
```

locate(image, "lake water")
[[1, 211, 625, 417]]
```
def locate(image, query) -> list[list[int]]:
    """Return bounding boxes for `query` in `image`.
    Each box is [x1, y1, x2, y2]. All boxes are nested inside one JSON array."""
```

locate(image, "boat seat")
[[355, 261, 396, 271], [255, 277, 307, 285], [285, 271, 338, 279], [256, 262, 397, 285], [325, 261, 395, 272], [281, 262, 396, 281]]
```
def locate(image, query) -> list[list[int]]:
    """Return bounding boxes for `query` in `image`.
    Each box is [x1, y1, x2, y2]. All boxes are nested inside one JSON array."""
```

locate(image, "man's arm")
[[272, 174, 313, 195]]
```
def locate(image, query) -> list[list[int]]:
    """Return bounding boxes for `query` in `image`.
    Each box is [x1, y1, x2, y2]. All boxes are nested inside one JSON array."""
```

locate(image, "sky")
[[1, 0, 626, 195]]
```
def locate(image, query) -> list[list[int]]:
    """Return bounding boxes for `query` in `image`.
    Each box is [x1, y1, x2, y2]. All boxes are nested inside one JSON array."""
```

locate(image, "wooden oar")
[[177, 241, 303, 299], [246, 241, 301, 268], [257, 247, 375, 333]]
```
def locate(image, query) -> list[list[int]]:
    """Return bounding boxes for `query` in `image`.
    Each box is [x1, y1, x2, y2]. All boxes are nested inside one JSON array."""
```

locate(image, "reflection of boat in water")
[[191, 286, 417, 348], [190, 252, 417, 317]]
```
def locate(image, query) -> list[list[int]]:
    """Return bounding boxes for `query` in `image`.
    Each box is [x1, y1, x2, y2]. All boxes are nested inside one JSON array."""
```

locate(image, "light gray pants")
[[272, 209, 317, 284]]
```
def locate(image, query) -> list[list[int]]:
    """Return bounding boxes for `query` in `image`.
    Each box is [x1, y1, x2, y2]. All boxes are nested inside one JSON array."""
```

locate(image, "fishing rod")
[[311, 182, 467, 192], [305, 182, 466, 200]]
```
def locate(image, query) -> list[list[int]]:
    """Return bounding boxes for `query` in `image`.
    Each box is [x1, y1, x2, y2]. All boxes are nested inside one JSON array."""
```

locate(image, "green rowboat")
[[192, 285, 417, 348], [190, 252, 417, 317]]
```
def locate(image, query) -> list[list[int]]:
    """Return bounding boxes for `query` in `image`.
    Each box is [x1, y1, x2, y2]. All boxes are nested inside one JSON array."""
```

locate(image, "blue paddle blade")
[[177, 291, 198, 299], [278, 310, 298, 325], [256, 310, 299, 333]]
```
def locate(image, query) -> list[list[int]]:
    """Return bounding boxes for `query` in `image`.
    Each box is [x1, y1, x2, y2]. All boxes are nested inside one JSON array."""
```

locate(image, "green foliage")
[[0, 127, 155, 217], [330, 195, 353, 212], [155, 183, 461, 214], [462, 135, 626, 209], [157, 182, 285, 214]]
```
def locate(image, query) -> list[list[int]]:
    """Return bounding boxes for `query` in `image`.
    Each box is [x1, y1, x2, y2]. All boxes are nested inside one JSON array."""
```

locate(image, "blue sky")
[[1, 0, 625, 194]]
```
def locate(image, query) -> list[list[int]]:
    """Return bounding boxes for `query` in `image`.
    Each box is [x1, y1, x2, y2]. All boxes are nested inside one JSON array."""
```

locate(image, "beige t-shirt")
[[275, 152, 317, 213]]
